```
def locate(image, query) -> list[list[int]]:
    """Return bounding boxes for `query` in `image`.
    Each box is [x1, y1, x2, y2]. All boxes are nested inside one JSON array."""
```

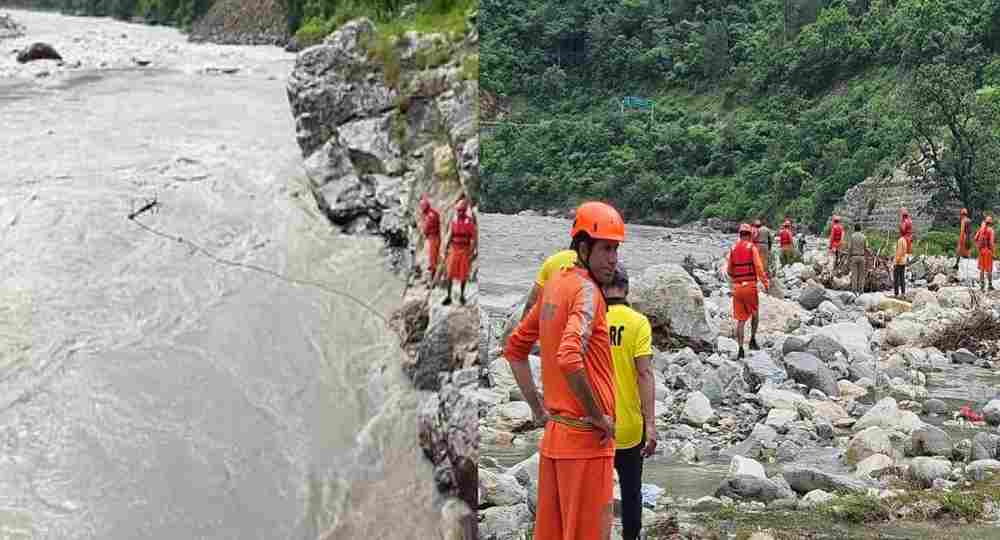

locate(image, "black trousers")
[[893, 264, 906, 296], [614, 435, 645, 540]]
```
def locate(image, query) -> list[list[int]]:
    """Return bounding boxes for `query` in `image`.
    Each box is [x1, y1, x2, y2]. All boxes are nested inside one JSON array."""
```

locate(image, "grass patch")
[[461, 53, 478, 81], [864, 229, 961, 258]]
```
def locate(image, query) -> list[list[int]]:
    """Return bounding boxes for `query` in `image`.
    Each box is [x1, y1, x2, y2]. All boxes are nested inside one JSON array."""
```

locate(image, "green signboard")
[[622, 96, 653, 110]]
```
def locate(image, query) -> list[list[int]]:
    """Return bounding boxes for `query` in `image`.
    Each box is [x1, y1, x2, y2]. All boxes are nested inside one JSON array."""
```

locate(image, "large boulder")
[[632, 264, 718, 350], [783, 352, 840, 397], [908, 457, 952, 488], [407, 306, 480, 391], [682, 391, 716, 426], [729, 456, 768, 479], [745, 351, 788, 386], [847, 426, 895, 465], [782, 466, 870, 495], [417, 370, 479, 505], [971, 432, 1000, 461], [855, 454, 895, 479], [854, 397, 923, 434], [715, 475, 785, 503], [885, 319, 925, 347], [983, 400, 1000, 426], [757, 386, 811, 412], [507, 453, 540, 513], [798, 281, 829, 310], [16, 42, 62, 63], [480, 504, 532, 540], [910, 424, 953, 458], [814, 323, 872, 362], [479, 468, 527, 508], [937, 287, 973, 309]]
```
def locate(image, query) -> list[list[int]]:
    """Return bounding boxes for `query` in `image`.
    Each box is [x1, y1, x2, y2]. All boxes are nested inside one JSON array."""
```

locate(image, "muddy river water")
[[0, 9, 439, 539]]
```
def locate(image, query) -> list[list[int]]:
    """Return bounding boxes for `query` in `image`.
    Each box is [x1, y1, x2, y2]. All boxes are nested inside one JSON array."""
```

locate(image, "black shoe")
[[442, 296, 452, 306], [737, 347, 745, 360], [990, 286, 996, 291], [459, 296, 467, 305], [749, 338, 759, 350]]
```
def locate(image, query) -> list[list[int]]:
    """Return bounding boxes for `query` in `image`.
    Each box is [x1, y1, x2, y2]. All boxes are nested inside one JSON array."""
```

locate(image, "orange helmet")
[[961, 208, 968, 215], [738, 223, 752, 236], [571, 201, 625, 242]]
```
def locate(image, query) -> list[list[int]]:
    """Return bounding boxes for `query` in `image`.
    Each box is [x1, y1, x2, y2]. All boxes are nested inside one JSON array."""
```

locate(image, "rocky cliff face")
[[286, 14, 479, 539], [188, 0, 290, 46], [287, 17, 478, 268], [834, 151, 961, 232]]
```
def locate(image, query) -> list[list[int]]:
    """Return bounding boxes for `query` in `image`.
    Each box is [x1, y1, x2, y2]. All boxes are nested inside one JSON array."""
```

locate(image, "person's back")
[[607, 303, 651, 451], [849, 231, 866, 256], [536, 249, 578, 289]]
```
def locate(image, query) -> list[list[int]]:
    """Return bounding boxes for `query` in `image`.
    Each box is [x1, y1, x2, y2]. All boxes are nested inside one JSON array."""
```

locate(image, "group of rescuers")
[[418, 193, 478, 305], [476, 201, 996, 540]]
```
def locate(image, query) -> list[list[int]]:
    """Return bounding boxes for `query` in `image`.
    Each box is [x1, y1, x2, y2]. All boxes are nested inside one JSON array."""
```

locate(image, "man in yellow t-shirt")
[[602, 263, 657, 540]]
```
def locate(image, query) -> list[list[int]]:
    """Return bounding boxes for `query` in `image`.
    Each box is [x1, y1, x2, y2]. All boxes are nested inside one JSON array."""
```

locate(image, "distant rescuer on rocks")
[[893, 232, 908, 298], [503, 201, 625, 540], [442, 196, 477, 305], [602, 262, 657, 540], [419, 195, 441, 283], [847, 223, 867, 295], [752, 218, 772, 275], [975, 215, 996, 292], [956, 207, 972, 270], [828, 215, 844, 268], [728, 223, 769, 360], [779, 220, 795, 266], [900, 207, 914, 255]]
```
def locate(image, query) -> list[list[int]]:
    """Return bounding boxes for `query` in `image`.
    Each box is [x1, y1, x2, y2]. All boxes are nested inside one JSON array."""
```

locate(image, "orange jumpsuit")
[[977, 226, 995, 272], [829, 223, 844, 253], [446, 214, 476, 281], [423, 208, 441, 274], [900, 216, 913, 254], [957, 216, 971, 257], [728, 240, 769, 321], [504, 266, 617, 540]]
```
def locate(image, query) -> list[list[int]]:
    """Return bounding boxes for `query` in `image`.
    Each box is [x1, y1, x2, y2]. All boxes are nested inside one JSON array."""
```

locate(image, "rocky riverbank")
[[285, 14, 480, 539], [479, 235, 1000, 539]]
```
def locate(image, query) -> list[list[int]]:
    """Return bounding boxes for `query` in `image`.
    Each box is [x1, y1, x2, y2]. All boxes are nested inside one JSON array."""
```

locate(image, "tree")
[[703, 19, 730, 80], [901, 61, 1000, 212], [784, 0, 819, 41]]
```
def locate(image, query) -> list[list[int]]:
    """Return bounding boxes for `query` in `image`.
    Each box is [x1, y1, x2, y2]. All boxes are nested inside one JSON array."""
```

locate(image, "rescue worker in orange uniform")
[[504, 201, 624, 540], [900, 208, 914, 255], [955, 208, 972, 270], [779, 220, 794, 266], [728, 224, 769, 360], [975, 216, 996, 292], [419, 195, 441, 282], [443, 197, 477, 305], [752, 218, 772, 274], [829, 215, 845, 267]]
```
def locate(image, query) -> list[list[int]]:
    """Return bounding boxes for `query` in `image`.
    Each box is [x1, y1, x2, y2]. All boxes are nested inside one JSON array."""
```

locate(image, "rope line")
[[127, 212, 391, 327]]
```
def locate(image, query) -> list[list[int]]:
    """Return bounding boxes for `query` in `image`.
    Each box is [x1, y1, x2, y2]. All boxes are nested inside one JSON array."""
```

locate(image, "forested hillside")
[[481, 0, 1000, 230]]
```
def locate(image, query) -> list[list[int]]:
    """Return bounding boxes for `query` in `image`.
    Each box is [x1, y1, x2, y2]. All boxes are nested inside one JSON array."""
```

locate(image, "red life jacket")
[[779, 229, 792, 247], [900, 217, 913, 238], [423, 209, 440, 237], [730, 241, 756, 283], [977, 226, 993, 249], [830, 224, 843, 243], [450, 216, 475, 247]]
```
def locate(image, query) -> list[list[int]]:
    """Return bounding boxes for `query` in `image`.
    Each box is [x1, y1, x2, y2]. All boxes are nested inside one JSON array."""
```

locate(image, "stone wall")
[[188, 0, 290, 46], [833, 151, 961, 233]]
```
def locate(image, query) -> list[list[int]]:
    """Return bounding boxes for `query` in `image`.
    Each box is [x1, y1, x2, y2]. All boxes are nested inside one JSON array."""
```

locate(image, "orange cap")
[[571, 201, 625, 242], [738, 223, 752, 235]]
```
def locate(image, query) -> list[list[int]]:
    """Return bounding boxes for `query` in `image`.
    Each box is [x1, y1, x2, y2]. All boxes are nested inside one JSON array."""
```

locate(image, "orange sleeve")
[[504, 294, 541, 362], [556, 279, 599, 376], [752, 247, 769, 288]]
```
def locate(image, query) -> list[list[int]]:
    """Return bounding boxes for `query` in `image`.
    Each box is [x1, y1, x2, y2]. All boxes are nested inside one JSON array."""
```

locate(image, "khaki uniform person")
[[752, 219, 772, 275], [847, 223, 867, 295]]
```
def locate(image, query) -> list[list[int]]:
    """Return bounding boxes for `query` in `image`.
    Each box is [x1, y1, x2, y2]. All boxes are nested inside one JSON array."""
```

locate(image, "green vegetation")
[[682, 476, 1000, 539], [290, 0, 475, 48], [481, 0, 1000, 231]]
